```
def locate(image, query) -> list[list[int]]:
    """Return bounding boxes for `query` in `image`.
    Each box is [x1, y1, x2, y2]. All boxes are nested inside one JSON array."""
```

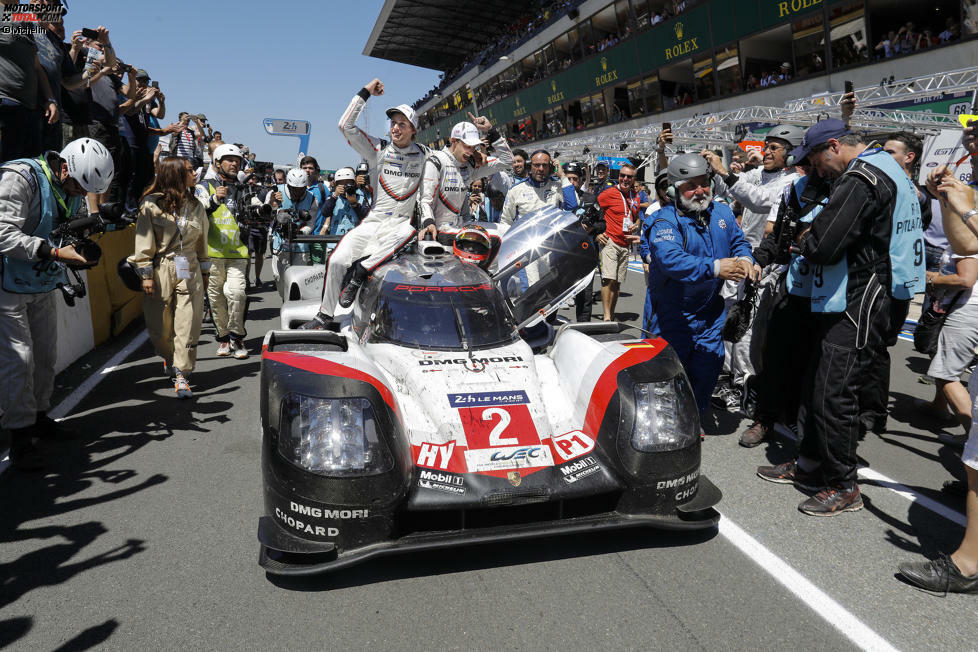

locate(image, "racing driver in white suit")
[[302, 78, 429, 330], [417, 113, 513, 242]]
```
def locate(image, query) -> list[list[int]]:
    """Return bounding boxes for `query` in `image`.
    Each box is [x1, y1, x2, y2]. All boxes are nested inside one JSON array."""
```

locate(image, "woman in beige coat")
[[129, 157, 211, 398]]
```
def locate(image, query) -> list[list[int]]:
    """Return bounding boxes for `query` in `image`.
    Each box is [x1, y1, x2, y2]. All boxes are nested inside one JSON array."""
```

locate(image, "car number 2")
[[483, 408, 516, 445]]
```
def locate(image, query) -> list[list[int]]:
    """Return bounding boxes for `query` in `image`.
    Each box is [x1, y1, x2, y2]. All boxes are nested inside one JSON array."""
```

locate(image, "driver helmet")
[[562, 161, 583, 177], [60, 138, 114, 193], [213, 143, 243, 163], [453, 225, 491, 267], [285, 167, 308, 188]]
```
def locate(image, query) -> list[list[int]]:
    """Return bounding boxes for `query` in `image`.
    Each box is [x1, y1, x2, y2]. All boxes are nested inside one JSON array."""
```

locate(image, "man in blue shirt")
[[644, 153, 756, 414]]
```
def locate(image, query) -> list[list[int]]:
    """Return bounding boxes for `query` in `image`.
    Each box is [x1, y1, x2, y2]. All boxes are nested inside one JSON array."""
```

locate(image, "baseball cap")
[[450, 121, 482, 146], [790, 118, 852, 163], [386, 104, 418, 129], [134, 68, 149, 80], [594, 161, 609, 170]]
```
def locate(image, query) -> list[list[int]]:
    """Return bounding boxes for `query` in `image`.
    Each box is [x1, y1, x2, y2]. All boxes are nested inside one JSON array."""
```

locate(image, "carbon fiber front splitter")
[[258, 475, 722, 576]]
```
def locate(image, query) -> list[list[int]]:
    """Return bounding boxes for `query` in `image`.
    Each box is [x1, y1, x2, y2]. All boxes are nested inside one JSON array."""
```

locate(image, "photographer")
[[643, 153, 756, 416], [565, 160, 596, 321], [129, 157, 211, 399], [239, 170, 270, 287], [299, 156, 328, 206], [701, 125, 804, 413], [417, 114, 513, 242], [0, 138, 113, 470], [316, 167, 366, 240], [741, 162, 829, 449], [268, 168, 319, 278], [785, 119, 924, 517], [355, 162, 373, 206], [194, 144, 249, 360], [460, 178, 489, 222]]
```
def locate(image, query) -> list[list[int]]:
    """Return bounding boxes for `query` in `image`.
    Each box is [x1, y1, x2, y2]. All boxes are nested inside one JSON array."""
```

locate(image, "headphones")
[[529, 148, 555, 177]]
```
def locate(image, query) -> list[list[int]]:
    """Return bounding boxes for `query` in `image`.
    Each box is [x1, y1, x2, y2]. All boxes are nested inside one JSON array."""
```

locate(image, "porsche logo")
[[601, 57, 607, 71], [507, 471, 522, 487], [463, 358, 487, 373], [675, 21, 684, 40]]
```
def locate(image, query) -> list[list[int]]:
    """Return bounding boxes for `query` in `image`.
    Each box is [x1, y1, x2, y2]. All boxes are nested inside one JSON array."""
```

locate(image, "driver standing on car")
[[417, 113, 513, 243], [644, 153, 757, 415], [0, 139, 113, 470], [301, 78, 429, 330]]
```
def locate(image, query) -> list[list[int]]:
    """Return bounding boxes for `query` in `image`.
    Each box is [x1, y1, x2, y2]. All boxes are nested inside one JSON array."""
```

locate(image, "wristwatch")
[[961, 208, 978, 224]]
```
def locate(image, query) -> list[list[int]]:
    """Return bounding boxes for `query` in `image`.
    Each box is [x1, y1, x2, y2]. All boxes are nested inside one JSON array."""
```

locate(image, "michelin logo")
[[560, 456, 600, 484], [418, 469, 466, 495]]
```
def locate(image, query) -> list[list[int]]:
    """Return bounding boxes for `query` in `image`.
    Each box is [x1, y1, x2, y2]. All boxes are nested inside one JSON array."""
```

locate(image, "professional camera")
[[49, 202, 137, 306], [772, 176, 829, 265], [575, 200, 605, 235], [271, 208, 313, 252]]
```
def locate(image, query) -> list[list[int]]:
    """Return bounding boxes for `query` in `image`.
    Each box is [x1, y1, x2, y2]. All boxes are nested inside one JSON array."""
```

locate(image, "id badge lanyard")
[[174, 205, 191, 280]]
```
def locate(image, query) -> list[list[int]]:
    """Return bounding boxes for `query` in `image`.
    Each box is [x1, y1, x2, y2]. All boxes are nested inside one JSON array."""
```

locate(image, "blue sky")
[[66, 0, 440, 168]]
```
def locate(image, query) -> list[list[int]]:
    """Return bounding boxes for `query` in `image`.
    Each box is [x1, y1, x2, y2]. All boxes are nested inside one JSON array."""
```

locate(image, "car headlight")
[[278, 394, 393, 477], [630, 376, 700, 452]]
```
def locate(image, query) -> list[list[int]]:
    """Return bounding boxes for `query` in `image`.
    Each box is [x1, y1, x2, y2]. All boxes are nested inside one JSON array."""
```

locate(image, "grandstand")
[[365, 0, 978, 163]]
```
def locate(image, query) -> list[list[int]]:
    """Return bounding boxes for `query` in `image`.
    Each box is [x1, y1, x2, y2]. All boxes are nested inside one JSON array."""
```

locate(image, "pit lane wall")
[[54, 227, 141, 374]]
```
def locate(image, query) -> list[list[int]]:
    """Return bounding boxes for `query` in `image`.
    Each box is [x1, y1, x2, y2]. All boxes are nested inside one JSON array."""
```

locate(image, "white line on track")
[[719, 514, 899, 652], [0, 330, 149, 477]]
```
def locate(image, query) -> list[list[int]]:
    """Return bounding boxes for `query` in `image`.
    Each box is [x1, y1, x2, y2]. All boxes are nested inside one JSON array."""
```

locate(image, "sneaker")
[[174, 373, 193, 399], [756, 459, 822, 491], [216, 342, 232, 357], [712, 385, 742, 412], [298, 311, 332, 331], [898, 552, 978, 594], [739, 420, 771, 448], [798, 485, 863, 516], [340, 273, 365, 308], [232, 339, 249, 360]]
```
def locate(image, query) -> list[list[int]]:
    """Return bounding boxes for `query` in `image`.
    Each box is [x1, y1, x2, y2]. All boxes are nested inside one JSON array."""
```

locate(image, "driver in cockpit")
[[452, 225, 492, 271]]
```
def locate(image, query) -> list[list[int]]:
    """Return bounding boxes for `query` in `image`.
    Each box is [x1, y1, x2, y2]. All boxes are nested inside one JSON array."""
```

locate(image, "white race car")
[[257, 207, 720, 576]]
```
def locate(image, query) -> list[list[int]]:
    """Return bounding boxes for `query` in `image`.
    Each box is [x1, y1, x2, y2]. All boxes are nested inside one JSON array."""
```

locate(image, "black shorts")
[[247, 229, 268, 254]]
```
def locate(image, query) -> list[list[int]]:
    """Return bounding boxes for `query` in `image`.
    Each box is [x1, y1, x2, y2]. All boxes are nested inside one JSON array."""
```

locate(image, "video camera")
[[49, 202, 137, 306], [771, 176, 829, 265], [271, 208, 313, 248]]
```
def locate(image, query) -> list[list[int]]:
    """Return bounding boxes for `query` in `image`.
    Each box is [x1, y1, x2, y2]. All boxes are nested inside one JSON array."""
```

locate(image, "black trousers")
[[797, 288, 890, 490], [858, 298, 910, 434], [754, 293, 816, 427], [574, 272, 594, 322]]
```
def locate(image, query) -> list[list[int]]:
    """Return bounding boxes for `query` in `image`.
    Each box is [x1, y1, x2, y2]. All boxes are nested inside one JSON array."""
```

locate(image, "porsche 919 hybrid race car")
[[257, 206, 721, 575]]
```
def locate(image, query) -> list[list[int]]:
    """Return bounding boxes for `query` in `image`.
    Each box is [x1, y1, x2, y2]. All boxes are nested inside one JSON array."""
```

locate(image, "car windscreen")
[[366, 283, 518, 351]]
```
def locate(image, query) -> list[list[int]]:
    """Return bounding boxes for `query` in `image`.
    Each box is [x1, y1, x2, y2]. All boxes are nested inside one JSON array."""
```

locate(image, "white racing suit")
[[714, 167, 799, 393], [0, 159, 66, 430], [317, 90, 429, 317], [418, 132, 513, 235]]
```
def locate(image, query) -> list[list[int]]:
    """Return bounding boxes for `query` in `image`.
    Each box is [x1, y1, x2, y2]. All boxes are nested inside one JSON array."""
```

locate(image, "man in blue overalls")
[[788, 119, 924, 516], [644, 153, 756, 416]]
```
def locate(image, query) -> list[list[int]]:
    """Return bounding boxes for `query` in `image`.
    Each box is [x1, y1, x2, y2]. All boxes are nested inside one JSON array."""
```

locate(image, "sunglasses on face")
[[618, 173, 634, 179]]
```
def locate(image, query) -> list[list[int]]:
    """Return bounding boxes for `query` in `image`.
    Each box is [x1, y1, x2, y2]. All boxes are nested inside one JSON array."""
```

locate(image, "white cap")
[[385, 104, 418, 129], [450, 121, 482, 146]]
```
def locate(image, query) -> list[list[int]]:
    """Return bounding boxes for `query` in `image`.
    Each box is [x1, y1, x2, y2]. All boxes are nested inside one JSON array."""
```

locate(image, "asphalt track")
[[1, 265, 974, 651]]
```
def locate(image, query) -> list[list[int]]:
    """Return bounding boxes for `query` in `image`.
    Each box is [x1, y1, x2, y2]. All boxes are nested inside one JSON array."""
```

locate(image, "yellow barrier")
[[87, 226, 142, 345]]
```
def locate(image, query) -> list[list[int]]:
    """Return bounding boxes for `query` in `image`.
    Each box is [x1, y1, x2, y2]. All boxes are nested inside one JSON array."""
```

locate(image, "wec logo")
[[490, 446, 542, 462]]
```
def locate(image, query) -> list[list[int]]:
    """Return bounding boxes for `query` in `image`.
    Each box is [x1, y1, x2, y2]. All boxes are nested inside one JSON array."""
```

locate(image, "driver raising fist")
[[301, 78, 431, 330]]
